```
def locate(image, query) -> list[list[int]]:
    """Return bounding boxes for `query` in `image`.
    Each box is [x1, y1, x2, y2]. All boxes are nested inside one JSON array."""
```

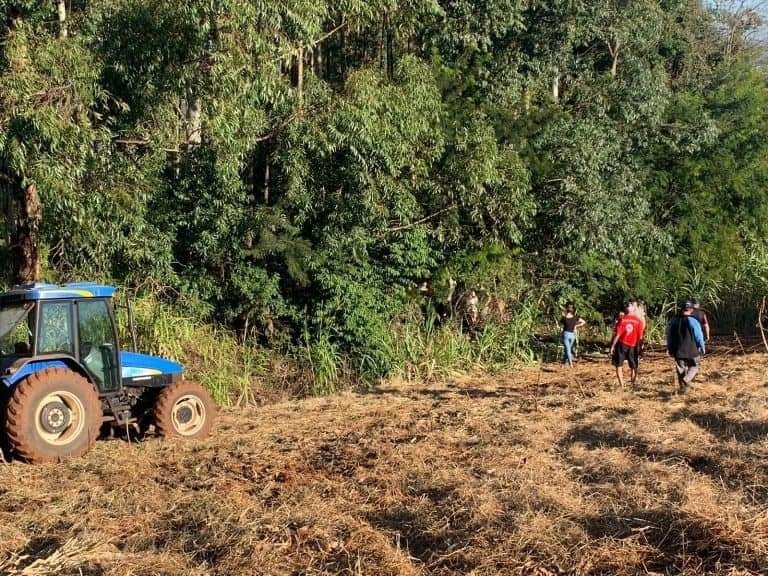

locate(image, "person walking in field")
[[609, 301, 645, 387], [667, 301, 706, 392], [612, 310, 625, 336], [690, 297, 711, 342], [632, 299, 647, 366], [561, 303, 586, 367]]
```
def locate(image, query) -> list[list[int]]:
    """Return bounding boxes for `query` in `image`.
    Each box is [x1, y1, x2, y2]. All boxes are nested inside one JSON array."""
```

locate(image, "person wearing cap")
[[690, 298, 711, 341], [666, 301, 706, 392], [609, 301, 645, 387]]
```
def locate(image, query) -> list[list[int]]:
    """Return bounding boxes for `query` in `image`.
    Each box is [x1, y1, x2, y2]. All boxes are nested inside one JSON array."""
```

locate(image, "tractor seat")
[[13, 342, 30, 355]]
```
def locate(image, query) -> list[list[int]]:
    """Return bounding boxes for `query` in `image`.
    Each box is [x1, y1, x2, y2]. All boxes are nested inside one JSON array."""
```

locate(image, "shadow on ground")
[[365, 480, 478, 572], [582, 507, 758, 573], [560, 424, 768, 503], [672, 410, 768, 443]]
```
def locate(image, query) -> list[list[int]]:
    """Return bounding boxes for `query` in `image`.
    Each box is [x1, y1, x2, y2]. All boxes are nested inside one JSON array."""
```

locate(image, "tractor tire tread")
[[153, 380, 216, 439], [5, 368, 101, 463]]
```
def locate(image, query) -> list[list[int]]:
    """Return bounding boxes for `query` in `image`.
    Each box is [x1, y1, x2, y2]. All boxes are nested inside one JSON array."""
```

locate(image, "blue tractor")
[[0, 282, 216, 463]]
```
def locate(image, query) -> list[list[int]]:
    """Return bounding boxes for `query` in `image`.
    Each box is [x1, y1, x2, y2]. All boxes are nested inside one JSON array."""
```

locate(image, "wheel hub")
[[170, 394, 206, 436], [39, 401, 71, 434], [34, 391, 86, 447], [174, 405, 194, 424]]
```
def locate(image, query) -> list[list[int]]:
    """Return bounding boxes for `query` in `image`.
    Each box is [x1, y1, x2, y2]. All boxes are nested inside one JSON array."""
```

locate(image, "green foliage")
[[300, 329, 342, 395], [1, 0, 767, 398], [391, 299, 538, 382], [118, 293, 270, 405]]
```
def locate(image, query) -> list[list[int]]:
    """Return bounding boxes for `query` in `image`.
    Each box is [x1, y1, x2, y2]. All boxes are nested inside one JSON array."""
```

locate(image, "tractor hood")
[[120, 351, 184, 380]]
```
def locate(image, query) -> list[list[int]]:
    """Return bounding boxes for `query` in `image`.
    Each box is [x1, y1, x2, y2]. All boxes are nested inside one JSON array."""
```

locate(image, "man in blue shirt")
[[666, 301, 706, 392]]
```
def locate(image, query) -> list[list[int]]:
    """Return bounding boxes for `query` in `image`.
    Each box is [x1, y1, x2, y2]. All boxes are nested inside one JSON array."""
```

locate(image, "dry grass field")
[[0, 349, 767, 575]]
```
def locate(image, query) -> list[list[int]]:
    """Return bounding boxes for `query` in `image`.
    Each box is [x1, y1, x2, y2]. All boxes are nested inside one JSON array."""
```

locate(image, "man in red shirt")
[[609, 301, 645, 387]]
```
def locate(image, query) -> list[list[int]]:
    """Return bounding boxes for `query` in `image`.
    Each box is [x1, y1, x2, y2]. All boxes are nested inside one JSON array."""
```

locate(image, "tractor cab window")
[[77, 300, 118, 390], [37, 301, 74, 355], [0, 303, 34, 356]]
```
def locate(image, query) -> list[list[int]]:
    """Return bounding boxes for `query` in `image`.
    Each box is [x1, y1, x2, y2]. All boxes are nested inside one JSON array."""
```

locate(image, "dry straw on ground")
[[0, 350, 766, 575]]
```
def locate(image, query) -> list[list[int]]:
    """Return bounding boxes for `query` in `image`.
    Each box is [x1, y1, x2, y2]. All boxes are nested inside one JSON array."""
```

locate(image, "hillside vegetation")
[[1, 1, 768, 392]]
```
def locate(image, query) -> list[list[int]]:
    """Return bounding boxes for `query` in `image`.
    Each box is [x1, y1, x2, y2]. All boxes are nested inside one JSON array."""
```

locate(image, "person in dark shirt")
[[561, 303, 586, 367], [667, 301, 706, 392], [690, 297, 711, 341]]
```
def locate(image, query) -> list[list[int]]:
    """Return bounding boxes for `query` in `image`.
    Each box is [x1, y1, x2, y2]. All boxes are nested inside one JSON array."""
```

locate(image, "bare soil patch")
[[0, 350, 767, 575]]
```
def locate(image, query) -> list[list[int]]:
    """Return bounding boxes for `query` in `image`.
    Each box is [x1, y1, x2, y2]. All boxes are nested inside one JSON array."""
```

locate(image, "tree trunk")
[[11, 183, 42, 285], [378, 12, 386, 72], [1, 175, 13, 255], [185, 91, 202, 146], [314, 45, 321, 77], [552, 70, 559, 102], [263, 161, 270, 205], [0, 7, 42, 284], [609, 40, 620, 77], [726, 27, 735, 60], [341, 28, 347, 81], [386, 13, 395, 78], [57, 0, 67, 39], [4, 14, 40, 284], [296, 44, 304, 112]]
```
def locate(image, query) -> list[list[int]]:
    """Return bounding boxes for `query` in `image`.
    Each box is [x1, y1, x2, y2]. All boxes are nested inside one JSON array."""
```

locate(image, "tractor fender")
[[1, 354, 93, 388]]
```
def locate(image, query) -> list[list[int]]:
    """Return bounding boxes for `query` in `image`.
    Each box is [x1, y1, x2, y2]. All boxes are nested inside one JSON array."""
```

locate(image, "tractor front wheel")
[[153, 380, 216, 439], [5, 368, 102, 463]]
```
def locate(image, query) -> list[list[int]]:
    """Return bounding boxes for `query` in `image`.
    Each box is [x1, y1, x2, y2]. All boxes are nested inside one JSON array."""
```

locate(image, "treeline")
[[1, 0, 767, 383]]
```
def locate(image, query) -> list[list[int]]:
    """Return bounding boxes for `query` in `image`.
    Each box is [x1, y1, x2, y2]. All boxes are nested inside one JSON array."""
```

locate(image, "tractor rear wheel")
[[5, 368, 102, 463], [153, 380, 216, 439]]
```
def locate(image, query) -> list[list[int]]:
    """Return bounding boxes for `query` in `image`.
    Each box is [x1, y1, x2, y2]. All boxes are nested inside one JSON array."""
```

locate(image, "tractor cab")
[[0, 282, 182, 392], [0, 283, 215, 464]]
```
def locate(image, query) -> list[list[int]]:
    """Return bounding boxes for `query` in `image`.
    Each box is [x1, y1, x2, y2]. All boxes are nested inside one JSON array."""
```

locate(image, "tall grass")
[[299, 329, 342, 396], [390, 301, 539, 382], [392, 322, 477, 381], [110, 290, 542, 401], [640, 299, 677, 347], [716, 243, 768, 335], [115, 294, 270, 406], [672, 266, 724, 311]]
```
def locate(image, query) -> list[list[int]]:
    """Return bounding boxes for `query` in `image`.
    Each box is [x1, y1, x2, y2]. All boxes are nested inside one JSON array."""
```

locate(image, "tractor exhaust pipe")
[[127, 298, 138, 352]]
